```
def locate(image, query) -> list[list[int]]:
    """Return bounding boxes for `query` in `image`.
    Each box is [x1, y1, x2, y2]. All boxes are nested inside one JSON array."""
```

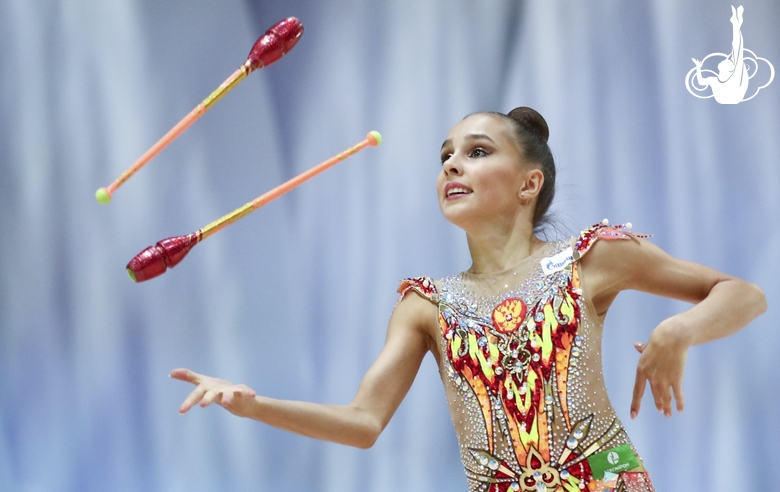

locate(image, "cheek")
[[474, 168, 519, 202], [435, 171, 446, 196]]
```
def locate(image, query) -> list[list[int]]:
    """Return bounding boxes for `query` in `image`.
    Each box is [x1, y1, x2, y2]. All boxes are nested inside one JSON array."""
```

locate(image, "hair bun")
[[507, 107, 549, 143]]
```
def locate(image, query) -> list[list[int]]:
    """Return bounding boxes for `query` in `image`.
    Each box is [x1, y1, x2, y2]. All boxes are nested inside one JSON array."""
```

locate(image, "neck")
[[464, 214, 543, 275]]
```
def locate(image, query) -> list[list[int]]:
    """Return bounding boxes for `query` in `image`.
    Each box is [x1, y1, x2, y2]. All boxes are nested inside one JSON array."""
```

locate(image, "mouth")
[[444, 182, 473, 200]]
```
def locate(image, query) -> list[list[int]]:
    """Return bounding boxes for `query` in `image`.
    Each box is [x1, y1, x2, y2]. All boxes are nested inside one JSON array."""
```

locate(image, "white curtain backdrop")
[[1, 1, 778, 491]]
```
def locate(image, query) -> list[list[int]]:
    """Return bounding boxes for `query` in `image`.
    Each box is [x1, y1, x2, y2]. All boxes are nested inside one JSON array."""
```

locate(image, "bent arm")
[[579, 237, 766, 417], [172, 292, 437, 449], [582, 237, 766, 342], [658, 271, 762, 346], [695, 64, 711, 87]]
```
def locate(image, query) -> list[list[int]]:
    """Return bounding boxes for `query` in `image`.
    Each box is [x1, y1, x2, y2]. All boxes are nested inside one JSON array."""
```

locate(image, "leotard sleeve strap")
[[572, 221, 651, 261], [569, 221, 651, 292], [397, 276, 439, 306]]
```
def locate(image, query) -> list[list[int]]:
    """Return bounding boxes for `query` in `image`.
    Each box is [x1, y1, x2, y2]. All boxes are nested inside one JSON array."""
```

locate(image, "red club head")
[[126, 233, 199, 282], [245, 17, 304, 71]]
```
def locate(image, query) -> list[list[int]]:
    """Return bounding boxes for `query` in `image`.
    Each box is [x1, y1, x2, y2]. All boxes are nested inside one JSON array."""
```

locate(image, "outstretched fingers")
[[171, 369, 258, 415], [650, 379, 673, 417], [673, 381, 685, 413], [180, 385, 209, 414], [630, 370, 646, 419], [221, 389, 235, 407], [633, 362, 681, 418], [200, 389, 221, 408], [170, 368, 200, 385]]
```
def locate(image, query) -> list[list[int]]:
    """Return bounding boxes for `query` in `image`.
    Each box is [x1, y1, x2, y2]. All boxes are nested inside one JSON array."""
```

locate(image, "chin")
[[440, 206, 480, 231], [440, 205, 464, 226]]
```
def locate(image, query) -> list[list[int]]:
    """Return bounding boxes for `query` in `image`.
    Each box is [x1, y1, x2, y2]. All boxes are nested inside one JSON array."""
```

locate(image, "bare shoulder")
[[393, 288, 438, 325], [390, 283, 440, 351], [579, 235, 733, 314]]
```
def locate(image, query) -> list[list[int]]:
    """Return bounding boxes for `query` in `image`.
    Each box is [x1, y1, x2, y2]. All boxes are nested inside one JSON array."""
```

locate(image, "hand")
[[170, 368, 257, 417], [691, 58, 702, 68], [630, 320, 690, 419]]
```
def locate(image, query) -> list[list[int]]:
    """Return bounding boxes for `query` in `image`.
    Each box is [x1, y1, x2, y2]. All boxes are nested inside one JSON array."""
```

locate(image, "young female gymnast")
[[171, 107, 766, 491]]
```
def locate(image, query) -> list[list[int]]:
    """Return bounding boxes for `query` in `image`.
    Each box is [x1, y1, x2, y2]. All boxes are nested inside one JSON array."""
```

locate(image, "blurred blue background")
[[1, 1, 778, 490]]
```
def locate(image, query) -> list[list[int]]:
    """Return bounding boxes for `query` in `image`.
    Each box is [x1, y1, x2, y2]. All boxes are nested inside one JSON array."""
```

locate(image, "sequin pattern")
[[398, 223, 655, 492]]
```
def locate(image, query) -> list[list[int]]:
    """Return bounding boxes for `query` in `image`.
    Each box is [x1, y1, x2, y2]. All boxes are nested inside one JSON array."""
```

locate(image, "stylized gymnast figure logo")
[[685, 5, 774, 104]]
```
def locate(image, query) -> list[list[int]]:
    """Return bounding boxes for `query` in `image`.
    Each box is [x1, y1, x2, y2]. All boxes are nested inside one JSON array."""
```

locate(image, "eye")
[[469, 147, 489, 158], [440, 153, 452, 165]]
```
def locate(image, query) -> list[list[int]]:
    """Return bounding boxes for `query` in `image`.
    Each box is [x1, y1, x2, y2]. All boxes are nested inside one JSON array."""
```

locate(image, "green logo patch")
[[586, 444, 639, 479]]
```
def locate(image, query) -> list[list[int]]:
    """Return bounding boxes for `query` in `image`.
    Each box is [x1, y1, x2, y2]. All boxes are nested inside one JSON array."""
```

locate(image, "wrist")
[[244, 395, 267, 421], [652, 316, 694, 349]]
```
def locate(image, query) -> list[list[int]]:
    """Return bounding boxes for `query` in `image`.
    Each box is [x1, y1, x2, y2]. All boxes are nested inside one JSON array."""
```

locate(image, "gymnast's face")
[[437, 113, 528, 230]]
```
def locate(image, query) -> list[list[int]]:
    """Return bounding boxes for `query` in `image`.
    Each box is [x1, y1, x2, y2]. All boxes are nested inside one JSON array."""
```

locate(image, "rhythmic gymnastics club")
[[126, 131, 382, 282], [95, 17, 304, 205]]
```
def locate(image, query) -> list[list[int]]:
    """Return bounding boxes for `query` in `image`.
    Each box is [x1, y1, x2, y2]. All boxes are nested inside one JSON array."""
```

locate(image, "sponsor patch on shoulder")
[[540, 247, 573, 275]]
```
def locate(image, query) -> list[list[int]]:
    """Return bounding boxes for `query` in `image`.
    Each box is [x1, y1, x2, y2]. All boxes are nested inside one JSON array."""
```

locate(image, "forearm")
[[173, 294, 433, 448], [246, 396, 382, 449], [665, 278, 766, 346], [695, 67, 705, 85]]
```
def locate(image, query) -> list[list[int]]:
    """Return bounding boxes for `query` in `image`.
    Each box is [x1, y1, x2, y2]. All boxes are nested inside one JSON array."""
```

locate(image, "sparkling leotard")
[[398, 223, 656, 492]]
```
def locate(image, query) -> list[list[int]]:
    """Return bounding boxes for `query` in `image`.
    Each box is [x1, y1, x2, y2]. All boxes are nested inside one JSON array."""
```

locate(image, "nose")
[[442, 156, 462, 176]]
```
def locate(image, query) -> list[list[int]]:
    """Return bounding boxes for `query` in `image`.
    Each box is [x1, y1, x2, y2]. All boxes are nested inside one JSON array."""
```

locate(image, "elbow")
[[750, 283, 768, 317], [355, 437, 377, 450], [348, 416, 384, 449], [725, 278, 767, 319], [734, 279, 767, 318], [354, 423, 382, 449]]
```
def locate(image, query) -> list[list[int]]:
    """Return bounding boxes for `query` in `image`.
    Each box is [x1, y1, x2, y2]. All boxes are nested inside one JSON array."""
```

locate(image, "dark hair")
[[481, 107, 556, 231]]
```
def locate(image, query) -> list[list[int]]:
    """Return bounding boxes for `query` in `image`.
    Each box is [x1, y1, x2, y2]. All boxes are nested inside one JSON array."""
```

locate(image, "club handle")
[[198, 131, 381, 241]]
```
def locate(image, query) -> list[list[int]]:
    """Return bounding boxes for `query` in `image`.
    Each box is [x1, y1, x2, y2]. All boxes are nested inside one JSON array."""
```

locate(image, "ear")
[[518, 168, 544, 201]]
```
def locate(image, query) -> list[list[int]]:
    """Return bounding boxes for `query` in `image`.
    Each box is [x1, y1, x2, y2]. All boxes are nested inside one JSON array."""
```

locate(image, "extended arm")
[[692, 59, 711, 87], [579, 237, 766, 417], [171, 292, 437, 448]]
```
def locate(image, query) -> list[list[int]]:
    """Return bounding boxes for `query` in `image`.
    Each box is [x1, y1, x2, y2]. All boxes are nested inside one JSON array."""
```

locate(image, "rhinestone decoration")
[[395, 223, 655, 492]]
